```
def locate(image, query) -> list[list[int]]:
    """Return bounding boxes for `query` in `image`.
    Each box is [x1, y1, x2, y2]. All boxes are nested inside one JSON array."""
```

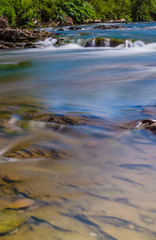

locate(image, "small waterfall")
[[36, 38, 57, 47], [91, 39, 96, 47], [133, 41, 145, 47], [125, 40, 146, 48], [104, 38, 110, 47], [77, 39, 83, 46], [125, 40, 133, 48], [84, 38, 96, 47]]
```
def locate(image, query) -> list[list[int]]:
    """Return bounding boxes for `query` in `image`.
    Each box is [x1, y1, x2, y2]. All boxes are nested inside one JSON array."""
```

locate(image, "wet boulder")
[[136, 119, 156, 132], [68, 26, 81, 31], [54, 37, 71, 47], [57, 28, 65, 31], [84, 37, 125, 47]]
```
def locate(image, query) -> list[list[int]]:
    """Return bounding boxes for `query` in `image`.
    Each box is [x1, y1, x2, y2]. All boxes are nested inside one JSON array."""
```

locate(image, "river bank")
[[0, 17, 56, 49], [0, 16, 128, 49]]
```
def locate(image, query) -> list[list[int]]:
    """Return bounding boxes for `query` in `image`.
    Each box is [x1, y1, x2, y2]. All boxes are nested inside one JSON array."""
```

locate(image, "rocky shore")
[[0, 17, 55, 49], [0, 16, 128, 49]]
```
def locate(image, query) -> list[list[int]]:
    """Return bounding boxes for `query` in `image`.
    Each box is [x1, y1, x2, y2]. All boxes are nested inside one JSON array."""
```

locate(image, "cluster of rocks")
[[93, 24, 126, 30], [0, 17, 55, 49], [86, 19, 126, 24], [57, 24, 125, 32]]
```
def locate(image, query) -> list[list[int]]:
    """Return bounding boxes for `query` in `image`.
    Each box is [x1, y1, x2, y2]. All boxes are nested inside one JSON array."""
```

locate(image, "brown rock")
[[0, 44, 9, 49], [0, 17, 9, 29], [60, 16, 74, 26], [93, 25, 124, 30], [68, 26, 81, 30], [6, 199, 35, 210], [94, 19, 102, 23], [0, 41, 16, 48], [0, 29, 55, 48], [0, 29, 37, 42], [86, 19, 102, 23]]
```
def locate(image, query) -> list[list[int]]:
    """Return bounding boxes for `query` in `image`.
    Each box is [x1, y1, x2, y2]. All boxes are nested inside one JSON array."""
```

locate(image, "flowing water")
[[0, 22, 156, 239]]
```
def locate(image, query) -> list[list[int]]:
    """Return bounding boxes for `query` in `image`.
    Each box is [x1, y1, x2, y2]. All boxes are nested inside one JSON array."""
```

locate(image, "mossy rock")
[[0, 209, 28, 235], [29, 113, 109, 128], [54, 37, 72, 47], [0, 61, 31, 71], [84, 37, 125, 47], [95, 37, 109, 47], [110, 37, 125, 47], [54, 38, 67, 47], [5, 144, 68, 160]]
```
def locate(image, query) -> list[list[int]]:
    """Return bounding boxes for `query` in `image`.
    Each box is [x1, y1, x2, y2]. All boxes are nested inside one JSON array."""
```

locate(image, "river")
[[0, 22, 156, 240]]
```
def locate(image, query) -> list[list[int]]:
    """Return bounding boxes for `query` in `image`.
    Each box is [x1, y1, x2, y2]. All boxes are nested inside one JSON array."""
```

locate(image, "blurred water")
[[0, 22, 156, 240]]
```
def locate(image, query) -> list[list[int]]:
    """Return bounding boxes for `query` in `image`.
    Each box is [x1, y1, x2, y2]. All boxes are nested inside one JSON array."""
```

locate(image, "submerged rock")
[[6, 199, 35, 210], [0, 209, 28, 235], [84, 37, 125, 47], [5, 145, 68, 160], [30, 113, 107, 127], [0, 61, 32, 71]]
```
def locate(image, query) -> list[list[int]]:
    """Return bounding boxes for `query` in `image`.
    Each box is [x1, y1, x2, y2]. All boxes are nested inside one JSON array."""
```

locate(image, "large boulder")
[[0, 17, 9, 29], [84, 37, 125, 47]]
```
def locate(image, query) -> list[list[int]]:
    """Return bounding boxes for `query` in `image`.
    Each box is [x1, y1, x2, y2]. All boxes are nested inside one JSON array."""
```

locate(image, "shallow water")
[[0, 22, 156, 239]]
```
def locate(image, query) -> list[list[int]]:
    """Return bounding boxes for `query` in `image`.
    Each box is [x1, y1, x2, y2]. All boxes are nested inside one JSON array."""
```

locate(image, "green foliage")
[[0, 0, 156, 27], [0, 0, 97, 26], [39, 0, 58, 23], [131, 0, 156, 21], [58, 0, 97, 23], [90, 0, 131, 20], [0, 0, 16, 27]]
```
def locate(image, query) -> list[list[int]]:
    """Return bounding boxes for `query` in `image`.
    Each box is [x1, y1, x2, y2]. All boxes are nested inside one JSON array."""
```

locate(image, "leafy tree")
[[0, 0, 156, 28], [0, 0, 16, 27], [131, 0, 153, 21]]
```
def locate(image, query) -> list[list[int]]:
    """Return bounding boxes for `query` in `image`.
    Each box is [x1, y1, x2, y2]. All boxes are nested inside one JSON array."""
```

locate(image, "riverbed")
[[0, 22, 156, 240]]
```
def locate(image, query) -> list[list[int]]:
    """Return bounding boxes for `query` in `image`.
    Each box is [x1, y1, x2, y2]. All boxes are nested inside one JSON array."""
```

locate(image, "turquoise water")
[[0, 22, 156, 239]]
